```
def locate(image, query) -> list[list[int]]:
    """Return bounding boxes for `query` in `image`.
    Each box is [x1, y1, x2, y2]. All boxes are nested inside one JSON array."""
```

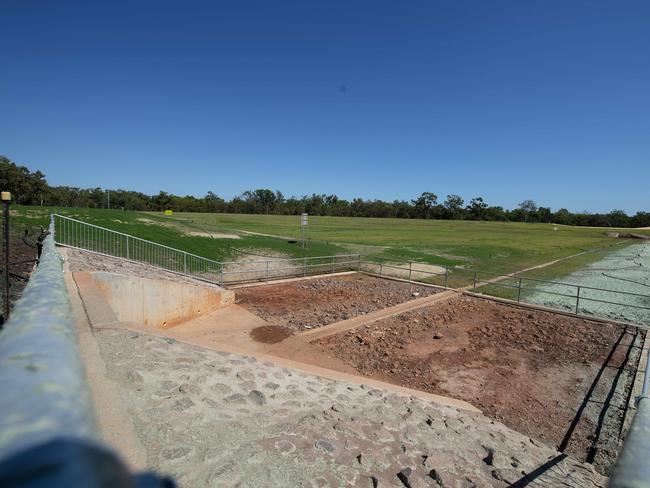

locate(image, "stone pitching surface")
[[95, 328, 605, 487]]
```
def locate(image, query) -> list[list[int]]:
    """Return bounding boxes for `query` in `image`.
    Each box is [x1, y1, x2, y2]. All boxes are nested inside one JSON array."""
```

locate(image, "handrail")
[[609, 352, 650, 487], [53, 214, 223, 265], [0, 221, 97, 461], [219, 253, 361, 266], [360, 259, 650, 326]]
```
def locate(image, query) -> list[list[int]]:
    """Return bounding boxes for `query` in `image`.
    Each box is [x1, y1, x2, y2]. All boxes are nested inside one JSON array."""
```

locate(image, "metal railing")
[[360, 259, 450, 287], [0, 221, 97, 460], [53, 214, 226, 284], [360, 259, 650, 327], [51, 215, 649, 325], [52, 214, 361, 286], [466, 268, 650, 327], [221, 254, 361, 284], [0, 221, 172, 485], [609, 351, 650, 487]]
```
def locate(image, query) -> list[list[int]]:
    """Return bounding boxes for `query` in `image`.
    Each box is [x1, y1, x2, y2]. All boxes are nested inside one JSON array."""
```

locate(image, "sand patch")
[[186, 231, 240, 239], [363, 261, 446, 281]]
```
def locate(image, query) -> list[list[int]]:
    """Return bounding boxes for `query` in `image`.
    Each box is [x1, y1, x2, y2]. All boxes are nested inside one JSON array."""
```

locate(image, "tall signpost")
[[301, 213, 308, 248]]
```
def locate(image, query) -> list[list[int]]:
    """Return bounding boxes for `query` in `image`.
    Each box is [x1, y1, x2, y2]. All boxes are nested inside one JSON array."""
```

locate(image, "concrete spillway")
[[74, 271, 234, 329]]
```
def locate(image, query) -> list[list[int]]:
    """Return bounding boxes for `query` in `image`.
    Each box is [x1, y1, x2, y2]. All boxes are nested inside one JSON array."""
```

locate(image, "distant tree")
[[443, 194, 464, 219], [607, 210, 630, 228], [466, 197, 488, 220], [518, 200, 538, 222], [552, 208, 573, 225], [631, 212, 650, 228], [537, 207, 552, 223], [484, 206, 506, 221], [411, 192, 438, 219], [0, 155, 643, 228]]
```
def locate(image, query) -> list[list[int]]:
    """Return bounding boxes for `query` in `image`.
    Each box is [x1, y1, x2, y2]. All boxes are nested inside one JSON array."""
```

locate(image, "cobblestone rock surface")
[[95, 329, 606, 487]]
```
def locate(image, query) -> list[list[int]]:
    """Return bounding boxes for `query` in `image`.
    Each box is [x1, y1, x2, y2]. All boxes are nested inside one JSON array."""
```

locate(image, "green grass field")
[[9, 206, 648, 283]]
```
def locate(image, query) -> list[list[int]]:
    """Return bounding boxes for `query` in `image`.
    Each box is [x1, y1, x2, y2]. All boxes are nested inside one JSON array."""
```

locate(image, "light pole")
[[2, 191, 11, 325]]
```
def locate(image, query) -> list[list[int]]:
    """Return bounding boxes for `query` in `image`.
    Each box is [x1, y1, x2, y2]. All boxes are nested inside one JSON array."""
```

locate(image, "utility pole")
[[2, 191, 11, 325]]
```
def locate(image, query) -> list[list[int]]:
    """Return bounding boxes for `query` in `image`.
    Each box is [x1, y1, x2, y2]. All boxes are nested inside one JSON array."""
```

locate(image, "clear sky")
[[1, 1, 648, 213]]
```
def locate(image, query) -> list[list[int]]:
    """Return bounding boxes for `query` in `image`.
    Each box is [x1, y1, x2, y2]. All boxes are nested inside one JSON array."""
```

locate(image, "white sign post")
[[301, 213, 308, 248]]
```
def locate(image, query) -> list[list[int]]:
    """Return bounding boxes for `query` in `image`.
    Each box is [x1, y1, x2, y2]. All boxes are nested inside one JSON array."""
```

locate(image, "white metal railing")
[[51, 214, 361, 285], [221, 254, 361, 284], [52, 214, 224, 283], [360, 259, 650, 327]]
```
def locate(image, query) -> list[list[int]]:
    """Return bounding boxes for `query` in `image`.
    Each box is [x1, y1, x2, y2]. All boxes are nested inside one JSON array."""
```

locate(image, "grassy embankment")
[[10, 206, 648, 288]]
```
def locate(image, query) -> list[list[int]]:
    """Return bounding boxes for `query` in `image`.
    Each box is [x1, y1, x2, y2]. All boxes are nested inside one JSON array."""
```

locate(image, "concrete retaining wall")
[[90, 272, 234, 328]]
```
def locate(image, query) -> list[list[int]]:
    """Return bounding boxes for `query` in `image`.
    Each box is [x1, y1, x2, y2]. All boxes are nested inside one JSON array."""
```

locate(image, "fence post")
[[473, 271, 477, 291], [408, 262, 412, 282], [303, 257, 307, 277], [126, 235, 130, 260], [444, 267, 449, 288], [220, 263, 224, 287], [575, 286, 581, 315], [357, 255, 361, 271], [266, 260, 269, 282], [183, 252, 187, 274], [517, 277, 522, 302], [379, 263, 383, 276], [332, 256, 335, 274]]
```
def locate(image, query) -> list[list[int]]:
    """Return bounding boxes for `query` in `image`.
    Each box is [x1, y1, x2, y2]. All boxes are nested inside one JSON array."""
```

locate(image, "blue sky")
[[1, 0, 648, 213]]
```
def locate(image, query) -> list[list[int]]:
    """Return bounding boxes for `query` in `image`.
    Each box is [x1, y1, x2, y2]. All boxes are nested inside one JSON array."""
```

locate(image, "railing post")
[[125, 235, 130, 260], [266, 260, 269, 282], [220, 263, 224, 286], [517, 277, 522, 302], [444, 267, 449, 288], [408, 262, 412, 282], [357, 255, 361, 271], [332, 256, 335, 273], [473, 271, 477, 291], [380, 263, 383, 276], [303, 257, 307, 277], [183, 252, 187, 274], [575, 286, 581, 315]]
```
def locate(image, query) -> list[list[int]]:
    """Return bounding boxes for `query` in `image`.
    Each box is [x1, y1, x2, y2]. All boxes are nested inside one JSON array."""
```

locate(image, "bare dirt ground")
[[1, 228, 39, 320], [314, 295, 643, 475], [236, 274, 443, 332]]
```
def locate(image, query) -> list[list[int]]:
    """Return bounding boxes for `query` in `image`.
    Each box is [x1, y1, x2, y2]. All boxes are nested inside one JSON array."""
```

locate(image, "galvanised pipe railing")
[[53, 214, 223, 284], [0, 221, 96, 460], [360, 259, 650, 327], [53, 214, 362, 286], [609, 351, 650, 487], [51, 214, 649, 325]]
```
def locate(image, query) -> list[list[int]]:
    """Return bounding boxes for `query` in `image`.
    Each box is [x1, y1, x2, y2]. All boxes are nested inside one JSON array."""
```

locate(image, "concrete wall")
[[91, 272, 234, 328]]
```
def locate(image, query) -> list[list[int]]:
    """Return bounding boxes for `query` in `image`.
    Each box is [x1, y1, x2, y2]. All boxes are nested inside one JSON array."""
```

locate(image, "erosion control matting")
[[313, 295, 643, 475]]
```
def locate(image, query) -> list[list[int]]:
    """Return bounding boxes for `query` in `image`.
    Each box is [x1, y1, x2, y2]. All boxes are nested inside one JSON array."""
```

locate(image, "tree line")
[[1, 155, 648, 228]]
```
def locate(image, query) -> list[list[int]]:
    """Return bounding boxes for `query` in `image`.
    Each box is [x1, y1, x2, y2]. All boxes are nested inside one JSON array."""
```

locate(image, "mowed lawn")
[[10, 206, 646, 279], [165, 211, 640, 275]]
